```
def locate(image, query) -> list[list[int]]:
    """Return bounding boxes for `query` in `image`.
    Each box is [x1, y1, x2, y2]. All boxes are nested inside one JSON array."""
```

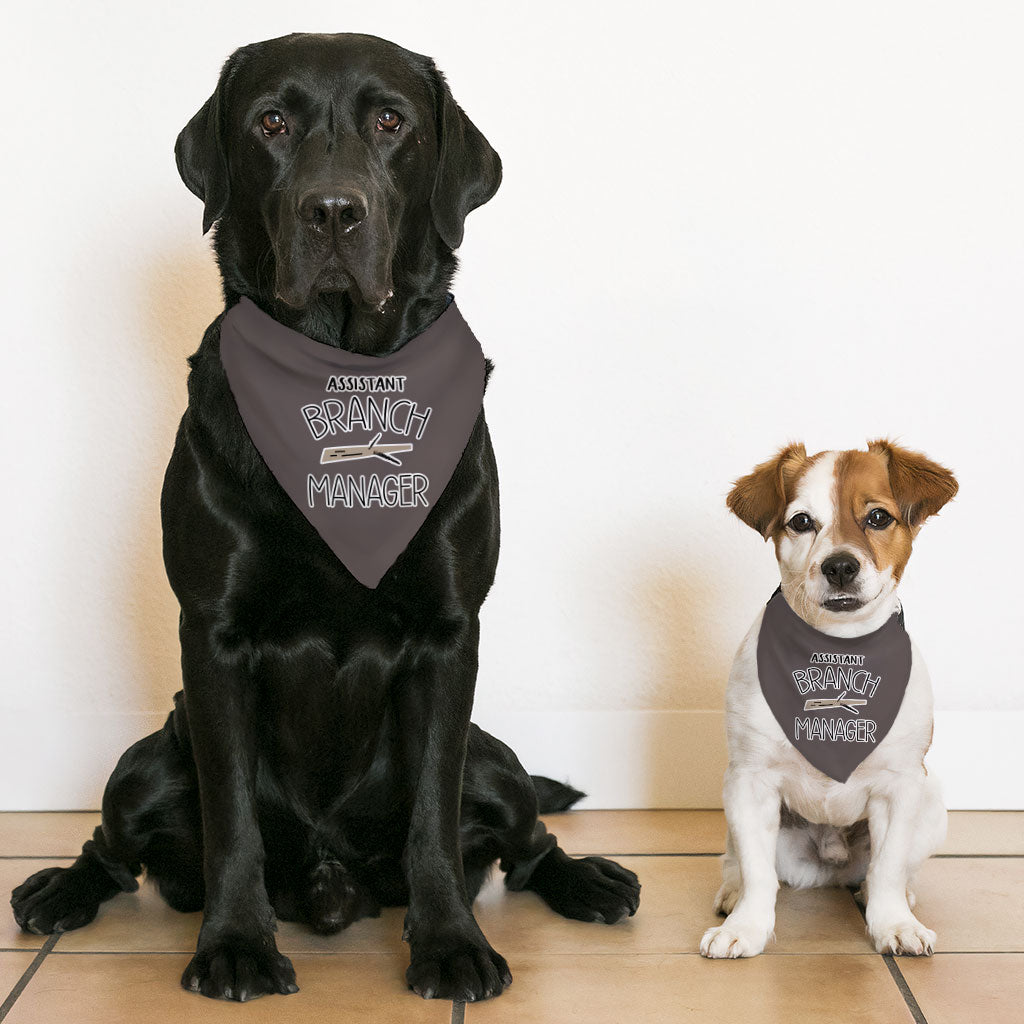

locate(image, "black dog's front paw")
[[12, 866, 104, 935], [181, 934, 298, 1002], [406, 928, 512, 1002], [527, 851, 641, 924]]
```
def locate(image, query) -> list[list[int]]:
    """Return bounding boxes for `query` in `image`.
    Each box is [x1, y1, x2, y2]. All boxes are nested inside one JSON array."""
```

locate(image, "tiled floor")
[[1, 811, 1022, 1022]]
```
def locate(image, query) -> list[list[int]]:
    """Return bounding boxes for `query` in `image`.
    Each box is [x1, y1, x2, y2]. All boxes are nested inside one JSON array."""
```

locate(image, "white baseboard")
[[472, 708, 1024, 811], [1, 708, 1020, 811], [471, 709, 729, 809]]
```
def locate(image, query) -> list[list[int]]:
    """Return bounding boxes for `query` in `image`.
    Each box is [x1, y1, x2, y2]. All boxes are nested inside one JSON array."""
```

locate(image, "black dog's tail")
[[531, 776, 586, 813]]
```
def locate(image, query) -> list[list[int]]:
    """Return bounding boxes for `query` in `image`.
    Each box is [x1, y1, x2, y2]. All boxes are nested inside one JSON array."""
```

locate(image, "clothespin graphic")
[[803, 690, 867, 715], [321, 433, 414, 467]]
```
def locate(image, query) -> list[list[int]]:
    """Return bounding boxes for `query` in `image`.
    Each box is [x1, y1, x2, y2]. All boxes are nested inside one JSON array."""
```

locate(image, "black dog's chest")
[[161, 348, 499, 802], [223, 535, 440, 661], [226, 552, 423, 795]]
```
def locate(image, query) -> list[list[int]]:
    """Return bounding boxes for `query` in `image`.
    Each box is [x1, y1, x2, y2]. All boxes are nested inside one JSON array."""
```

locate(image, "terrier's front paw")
[[871, 918, 936, 956], [699, 918, 771, 959]]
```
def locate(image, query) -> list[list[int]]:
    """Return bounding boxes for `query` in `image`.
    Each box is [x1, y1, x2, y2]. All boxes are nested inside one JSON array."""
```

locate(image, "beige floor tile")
[[0, 952, 36, 1001], [899, 953, 1024, 1024], [476, 854, 873, 956], [4, 952, 449, 1023], [912, 857, 1024, 952], [54, 873, 409, 955], [940, 811, 1024, 855], [31, 855, 872, 958], [544, 809, 726, 854], [0, 813, 99, 857], [465, 953, 913, 1024], [0, 859, 74, 951]]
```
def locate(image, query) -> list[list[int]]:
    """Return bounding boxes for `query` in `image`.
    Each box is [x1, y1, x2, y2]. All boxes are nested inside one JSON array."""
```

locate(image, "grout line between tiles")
[[913, 950, 1021, 955], [573, 852, 725, 858], [30, 949, 1021, 959], [880, 955, 929, 1024], [0, 932, 59, 1022], [6, 946, 373, 956], [845, 886, 929, 1024], [0, 857, 78, 861], [451, 1000, 465, 1024], [568, 852, 1023, 859], [3, 851, 1023, 859], [933, 853, 1023, 858]]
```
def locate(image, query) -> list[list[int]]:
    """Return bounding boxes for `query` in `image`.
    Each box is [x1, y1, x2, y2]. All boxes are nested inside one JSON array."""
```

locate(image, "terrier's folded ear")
[[867, 440, 958, 532], [727, 443, 808, 539]]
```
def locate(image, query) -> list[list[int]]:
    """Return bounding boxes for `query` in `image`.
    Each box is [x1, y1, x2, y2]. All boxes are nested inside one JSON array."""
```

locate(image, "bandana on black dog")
[[756, 590, 912, 783], [220, 296, 486, 588]]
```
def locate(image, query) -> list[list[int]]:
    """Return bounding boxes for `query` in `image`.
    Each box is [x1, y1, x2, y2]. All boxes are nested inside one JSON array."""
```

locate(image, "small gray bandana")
[[756, 591, 912, 783], [220, 296, 486, 588]]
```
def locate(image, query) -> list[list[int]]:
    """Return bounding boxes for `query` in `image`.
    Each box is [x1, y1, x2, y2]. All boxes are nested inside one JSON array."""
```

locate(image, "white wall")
[[2, 0, 1022, 809]]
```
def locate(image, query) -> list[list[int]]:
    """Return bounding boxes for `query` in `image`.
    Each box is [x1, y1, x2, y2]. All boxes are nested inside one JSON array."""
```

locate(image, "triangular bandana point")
[[220, 297, 486, 588], [756, 591, 912, 783]]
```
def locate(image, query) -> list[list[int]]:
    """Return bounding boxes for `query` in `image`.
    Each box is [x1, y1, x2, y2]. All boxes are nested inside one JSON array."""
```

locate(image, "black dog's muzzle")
[[270, 134, 396, 309]]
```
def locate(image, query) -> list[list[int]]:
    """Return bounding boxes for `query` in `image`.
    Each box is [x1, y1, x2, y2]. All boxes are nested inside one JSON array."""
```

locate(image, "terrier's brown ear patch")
[[867, 439, 958, 531], [727, 443, 808, 539]]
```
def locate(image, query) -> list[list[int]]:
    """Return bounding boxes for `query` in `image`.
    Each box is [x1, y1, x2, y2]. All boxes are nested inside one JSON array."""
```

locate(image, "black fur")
[[10, 32, 639, 1004]]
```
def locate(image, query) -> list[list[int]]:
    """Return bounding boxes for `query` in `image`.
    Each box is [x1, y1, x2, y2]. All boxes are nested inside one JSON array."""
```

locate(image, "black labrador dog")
[[11, 33, 640, 1003]]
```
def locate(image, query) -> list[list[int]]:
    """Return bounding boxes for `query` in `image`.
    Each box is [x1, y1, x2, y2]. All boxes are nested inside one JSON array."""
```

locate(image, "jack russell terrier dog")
[[701, 440, 957, 960]]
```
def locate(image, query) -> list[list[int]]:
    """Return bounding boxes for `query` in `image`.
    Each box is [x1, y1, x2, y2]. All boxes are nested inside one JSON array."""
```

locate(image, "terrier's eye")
[[260, 111, 288, 136], [866, 508, 895, 530], [376, 109, 403, 132], [788, 512, 815, 533]]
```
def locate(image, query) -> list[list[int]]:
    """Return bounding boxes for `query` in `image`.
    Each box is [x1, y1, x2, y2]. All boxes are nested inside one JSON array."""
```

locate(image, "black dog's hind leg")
[[11, 698, 203, 934], [460, 725, 641, 925]]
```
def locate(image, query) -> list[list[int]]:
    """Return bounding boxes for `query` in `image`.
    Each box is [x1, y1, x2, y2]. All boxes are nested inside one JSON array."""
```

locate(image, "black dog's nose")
[[821, 553, 860, 588], [298, 190, 368, 233]]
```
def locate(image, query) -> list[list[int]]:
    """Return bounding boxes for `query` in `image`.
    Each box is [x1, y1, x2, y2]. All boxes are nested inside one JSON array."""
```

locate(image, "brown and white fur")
[[701, 440, 957, 960]]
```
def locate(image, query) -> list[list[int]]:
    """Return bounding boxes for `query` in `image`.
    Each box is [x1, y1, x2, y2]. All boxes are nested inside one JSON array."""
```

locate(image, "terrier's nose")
[[821, 553, 860, 588], [298, 190, 368, 233]]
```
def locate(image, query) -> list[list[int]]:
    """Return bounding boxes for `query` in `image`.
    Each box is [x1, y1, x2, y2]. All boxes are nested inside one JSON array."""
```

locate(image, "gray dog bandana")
[[756, 590, 912, 783], [220, 296, 486, 588]]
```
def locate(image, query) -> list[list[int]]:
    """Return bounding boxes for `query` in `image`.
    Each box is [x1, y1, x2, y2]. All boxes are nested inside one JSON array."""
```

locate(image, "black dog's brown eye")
[[788, 512, 814, 533], [376, 109, 403, 132], [260, 111, 288, 136], [866, 508, 894, 530]]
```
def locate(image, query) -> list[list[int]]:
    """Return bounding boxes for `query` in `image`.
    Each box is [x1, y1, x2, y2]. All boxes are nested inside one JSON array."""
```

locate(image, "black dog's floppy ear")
[[430, 66, 502, 250], [175, 54, 237, 235]]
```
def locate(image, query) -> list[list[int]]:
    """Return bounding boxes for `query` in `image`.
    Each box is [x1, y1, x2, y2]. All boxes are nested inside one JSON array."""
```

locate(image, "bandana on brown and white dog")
[[701, 440, 957, 959]]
